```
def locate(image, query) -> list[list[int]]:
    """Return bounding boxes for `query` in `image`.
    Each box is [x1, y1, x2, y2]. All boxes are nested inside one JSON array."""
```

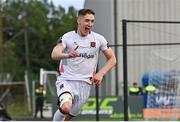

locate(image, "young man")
[[51, 8, 116, 121]]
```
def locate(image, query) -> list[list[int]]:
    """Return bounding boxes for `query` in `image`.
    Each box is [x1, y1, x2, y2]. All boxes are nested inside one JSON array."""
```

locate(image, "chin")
[[82, 33, 89, 36]]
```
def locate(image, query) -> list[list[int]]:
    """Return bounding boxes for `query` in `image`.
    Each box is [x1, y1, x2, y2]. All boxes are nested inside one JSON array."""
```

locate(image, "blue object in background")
[[141, 70, 180, 108]]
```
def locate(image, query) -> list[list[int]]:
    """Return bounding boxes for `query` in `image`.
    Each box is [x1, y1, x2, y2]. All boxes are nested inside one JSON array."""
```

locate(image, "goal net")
[[144, 47, 180, 120], [36, 68, 59, 118]]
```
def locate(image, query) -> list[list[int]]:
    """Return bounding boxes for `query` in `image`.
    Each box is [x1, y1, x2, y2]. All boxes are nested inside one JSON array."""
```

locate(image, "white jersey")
[[59, 31, 109, 84]]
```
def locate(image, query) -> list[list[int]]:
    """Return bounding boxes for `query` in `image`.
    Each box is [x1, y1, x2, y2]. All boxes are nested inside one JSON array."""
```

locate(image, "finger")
[[90, 77, 97, 86], [90, 78, 95, 86], [92, 82, 96, 86], [69, 53, 76, 58], [95, 80, 102, 85], [70, 49, 78, 57], [72, 51, 77, 56], [94, 80, 98, 84], [96, 83, 100, 86], [74, 45, 79, 50]]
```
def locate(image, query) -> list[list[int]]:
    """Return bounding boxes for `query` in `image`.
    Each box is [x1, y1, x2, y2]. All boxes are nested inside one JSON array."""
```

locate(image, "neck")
[[77, 28, 89, 37], [77, 29, 84, 37]]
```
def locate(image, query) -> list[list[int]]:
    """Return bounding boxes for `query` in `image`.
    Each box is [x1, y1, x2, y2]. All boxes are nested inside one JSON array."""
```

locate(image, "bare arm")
[[51, 44, 78, 60], [92, 48, 117, 85]]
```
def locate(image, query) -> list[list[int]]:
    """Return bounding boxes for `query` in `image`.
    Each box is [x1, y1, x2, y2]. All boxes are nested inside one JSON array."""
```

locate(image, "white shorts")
[[55, 77, 91, 116]]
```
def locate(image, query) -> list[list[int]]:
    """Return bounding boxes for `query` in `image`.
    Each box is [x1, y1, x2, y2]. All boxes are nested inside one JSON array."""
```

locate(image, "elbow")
[[113, 56, 117, 66], [51, 52, 57, 60], [51, 53, 55, 60]]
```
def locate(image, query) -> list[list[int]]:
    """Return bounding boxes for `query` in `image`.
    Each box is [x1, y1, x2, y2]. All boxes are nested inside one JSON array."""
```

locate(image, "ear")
[[77, 17, 80, 25], [77, 16, 82, 25]]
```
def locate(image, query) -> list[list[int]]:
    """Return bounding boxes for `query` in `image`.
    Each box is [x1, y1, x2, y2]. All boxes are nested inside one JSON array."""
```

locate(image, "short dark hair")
[[78, 9, 95, 16]]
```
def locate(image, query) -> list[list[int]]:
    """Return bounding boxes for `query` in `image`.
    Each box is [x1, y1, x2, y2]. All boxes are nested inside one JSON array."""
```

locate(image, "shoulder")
[[62, 31, 76, 39], [91, 31, 108, 46], [91, 31, 106, 40]]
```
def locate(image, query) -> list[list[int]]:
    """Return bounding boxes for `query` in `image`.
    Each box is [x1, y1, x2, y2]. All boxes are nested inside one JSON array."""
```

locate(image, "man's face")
[[77, 14, 95, 36]]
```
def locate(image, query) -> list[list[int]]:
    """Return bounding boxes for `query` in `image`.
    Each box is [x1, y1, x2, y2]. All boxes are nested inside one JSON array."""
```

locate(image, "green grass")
[[7, 102, 31, 118], [3, 95, 32, 119]]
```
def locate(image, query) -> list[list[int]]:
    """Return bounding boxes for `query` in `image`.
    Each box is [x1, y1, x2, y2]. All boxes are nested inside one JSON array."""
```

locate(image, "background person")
[[129, 82, 142, 95], [34, 84, 46, 118]]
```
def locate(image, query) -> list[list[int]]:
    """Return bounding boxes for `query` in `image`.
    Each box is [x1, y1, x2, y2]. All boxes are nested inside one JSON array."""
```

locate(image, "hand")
[[68, 46, 79, 58], [91, 72, 104, 86]]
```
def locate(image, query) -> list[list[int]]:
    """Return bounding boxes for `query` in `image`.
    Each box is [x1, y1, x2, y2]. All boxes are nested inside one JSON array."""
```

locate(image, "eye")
[[85, 19, 89, 22]]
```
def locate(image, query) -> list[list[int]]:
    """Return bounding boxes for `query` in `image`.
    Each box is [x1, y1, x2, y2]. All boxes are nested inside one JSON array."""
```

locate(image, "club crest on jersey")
[[59, 84, 64, 89], [90, 42, 96, 48]]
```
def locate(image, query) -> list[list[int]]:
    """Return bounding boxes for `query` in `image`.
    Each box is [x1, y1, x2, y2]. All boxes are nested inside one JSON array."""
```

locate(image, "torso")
[[59, 31, 107, 84]]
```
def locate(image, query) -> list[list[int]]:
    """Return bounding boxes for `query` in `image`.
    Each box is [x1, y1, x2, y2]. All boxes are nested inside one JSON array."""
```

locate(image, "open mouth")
[[85, 27, 91, 33]]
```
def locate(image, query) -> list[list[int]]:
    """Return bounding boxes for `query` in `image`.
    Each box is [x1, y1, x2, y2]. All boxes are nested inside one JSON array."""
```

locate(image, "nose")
[[88, 21, 93, 27]]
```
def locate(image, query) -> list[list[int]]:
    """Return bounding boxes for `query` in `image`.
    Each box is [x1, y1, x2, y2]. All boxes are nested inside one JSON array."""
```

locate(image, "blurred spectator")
[[34, 84, 46, 118], [129, 82, 142, 95], [144, 84, 156, 93]]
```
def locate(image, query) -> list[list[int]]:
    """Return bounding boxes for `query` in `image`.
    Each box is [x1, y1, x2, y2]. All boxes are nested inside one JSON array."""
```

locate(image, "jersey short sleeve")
[[57, 34, 69, 49]]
